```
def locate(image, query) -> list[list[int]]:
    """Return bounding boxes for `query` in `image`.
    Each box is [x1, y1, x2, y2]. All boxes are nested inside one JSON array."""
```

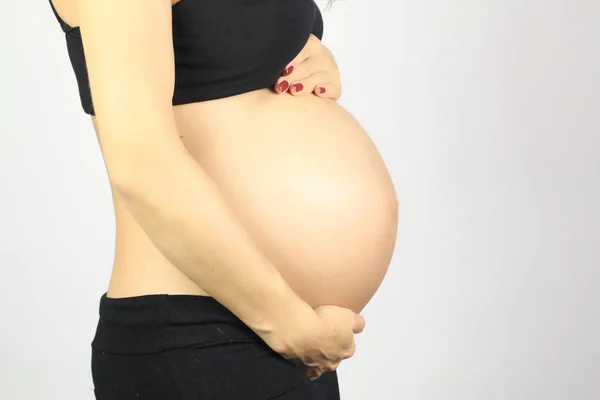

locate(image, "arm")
[[78, 1, 364, 380], [77, 0, 313, 333]]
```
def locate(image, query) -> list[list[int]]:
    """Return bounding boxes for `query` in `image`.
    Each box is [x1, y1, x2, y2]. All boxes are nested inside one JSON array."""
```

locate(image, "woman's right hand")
[[261, 304, 366, 380]]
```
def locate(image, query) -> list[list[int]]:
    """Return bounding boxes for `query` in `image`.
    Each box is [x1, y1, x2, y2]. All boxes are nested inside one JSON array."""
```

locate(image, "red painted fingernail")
[[291, 83, 304, 93], [283, 65, 294, 76], [318, 87, 326, 94], [278, 80, 289, 92]]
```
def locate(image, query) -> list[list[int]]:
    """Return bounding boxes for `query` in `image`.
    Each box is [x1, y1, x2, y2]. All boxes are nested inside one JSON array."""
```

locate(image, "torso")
[[56, 0, 398, 313]]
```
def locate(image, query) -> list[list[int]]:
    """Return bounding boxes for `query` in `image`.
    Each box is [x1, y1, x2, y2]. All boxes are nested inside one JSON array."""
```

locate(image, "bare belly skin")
[[101, 89, 398, 313]]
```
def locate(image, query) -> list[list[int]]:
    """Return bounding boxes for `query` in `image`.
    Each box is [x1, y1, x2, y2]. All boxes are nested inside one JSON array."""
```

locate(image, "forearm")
[[110, 124, 313, 334]]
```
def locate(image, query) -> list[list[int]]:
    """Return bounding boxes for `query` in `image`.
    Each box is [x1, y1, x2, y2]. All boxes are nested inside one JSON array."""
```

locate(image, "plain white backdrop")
[[1, 0, 599, 399]]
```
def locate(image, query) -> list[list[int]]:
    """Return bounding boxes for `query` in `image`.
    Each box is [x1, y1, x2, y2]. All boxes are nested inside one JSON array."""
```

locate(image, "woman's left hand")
[[274, 34, 342, 101]]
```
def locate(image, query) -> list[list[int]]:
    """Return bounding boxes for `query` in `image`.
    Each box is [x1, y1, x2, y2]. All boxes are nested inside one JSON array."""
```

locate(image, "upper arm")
[[77, 0, 179, 178]]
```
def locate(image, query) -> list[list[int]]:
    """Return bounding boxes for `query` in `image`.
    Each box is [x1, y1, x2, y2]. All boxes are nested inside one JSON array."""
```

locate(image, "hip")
[[91, 292, 339, 400]]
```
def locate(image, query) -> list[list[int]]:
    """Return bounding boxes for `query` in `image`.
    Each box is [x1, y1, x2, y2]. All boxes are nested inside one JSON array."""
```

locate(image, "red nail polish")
[[291, 83, 304, 93], [283, 65, 294, 76], [279, 80, 289, 92], [318, 87, 326, 94]]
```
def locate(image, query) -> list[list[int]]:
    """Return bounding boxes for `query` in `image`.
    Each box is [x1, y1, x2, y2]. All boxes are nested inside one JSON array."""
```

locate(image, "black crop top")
[[49, 0, 324, 115]]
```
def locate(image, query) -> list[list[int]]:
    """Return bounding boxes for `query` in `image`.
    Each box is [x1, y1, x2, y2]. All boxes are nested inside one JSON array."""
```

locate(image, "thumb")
[[353, 314, 366, 334]]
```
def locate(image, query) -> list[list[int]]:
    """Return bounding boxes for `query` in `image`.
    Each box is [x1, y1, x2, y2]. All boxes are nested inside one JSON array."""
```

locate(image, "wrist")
[[243, 279, 316, 343]]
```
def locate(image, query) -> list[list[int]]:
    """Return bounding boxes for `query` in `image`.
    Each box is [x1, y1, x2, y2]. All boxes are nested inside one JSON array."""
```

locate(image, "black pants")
[[91, 293, 340, 400]]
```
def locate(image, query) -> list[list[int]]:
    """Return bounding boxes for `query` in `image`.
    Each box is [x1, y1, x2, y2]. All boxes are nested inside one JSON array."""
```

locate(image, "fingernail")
[[278, 80, 289, 92], [318, 87, 326, 94], [291, 83, 304, 93], [283, 65, 294, 76]]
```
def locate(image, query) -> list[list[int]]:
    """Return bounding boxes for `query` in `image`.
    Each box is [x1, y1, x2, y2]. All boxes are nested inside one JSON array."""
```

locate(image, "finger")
[[343, 341, 356, 359], [275, 57, 324, 96], [353, 314, 366, 333], [307, 367, 323, 381], [287, 58, 321, 80], [325, 360, 341, 372], [285, 357, 305, 367], [273, 78, 291, 94], [313, 83, 342, 100], [281, 34, 320, 76], [303, 355, 318, 367], [289, 71, 332, 97]]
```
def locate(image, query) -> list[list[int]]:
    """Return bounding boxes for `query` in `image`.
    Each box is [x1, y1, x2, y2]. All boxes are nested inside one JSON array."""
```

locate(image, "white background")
[[1, 0, 598, 399]]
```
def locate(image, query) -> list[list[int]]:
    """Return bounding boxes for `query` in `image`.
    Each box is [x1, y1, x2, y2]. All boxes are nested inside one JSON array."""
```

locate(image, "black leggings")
[[91, 293, 340, 400]]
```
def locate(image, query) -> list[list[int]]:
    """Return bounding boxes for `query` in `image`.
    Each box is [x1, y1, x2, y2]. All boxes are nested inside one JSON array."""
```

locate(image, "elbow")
[[98, 118, 184, 198], [105, 144, 177, 201], [107, 161, 149, 201], [110, 173, 144, 201]]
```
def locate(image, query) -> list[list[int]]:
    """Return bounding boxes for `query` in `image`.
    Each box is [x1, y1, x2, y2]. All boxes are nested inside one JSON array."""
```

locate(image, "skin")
[[274, 33, 343, 101], [271, 19, 358, 382], [53, 0, 373, 382]]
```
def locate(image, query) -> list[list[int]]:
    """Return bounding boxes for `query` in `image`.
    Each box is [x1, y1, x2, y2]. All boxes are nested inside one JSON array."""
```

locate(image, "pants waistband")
[[91, 292, 259, 354]]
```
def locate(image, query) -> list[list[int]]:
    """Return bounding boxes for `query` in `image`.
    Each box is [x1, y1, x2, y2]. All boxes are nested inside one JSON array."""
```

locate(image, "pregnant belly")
[[173, 90, 398, 313]]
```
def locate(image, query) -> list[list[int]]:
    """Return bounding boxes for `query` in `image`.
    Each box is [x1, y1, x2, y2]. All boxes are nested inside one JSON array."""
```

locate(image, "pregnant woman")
[[48, 0, 398, 398]]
